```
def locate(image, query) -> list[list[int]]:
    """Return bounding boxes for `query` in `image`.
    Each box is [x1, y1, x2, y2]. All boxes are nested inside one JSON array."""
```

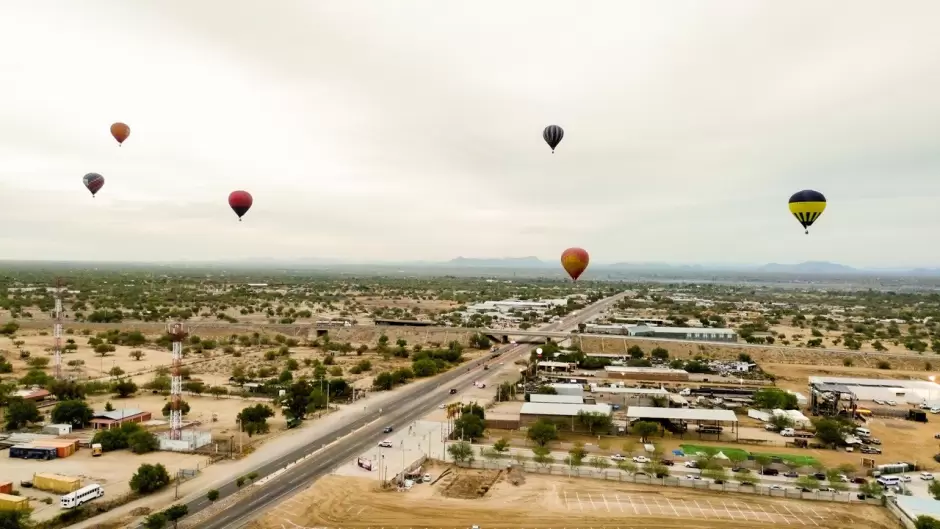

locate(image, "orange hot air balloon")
[[561, 248, 589, 281], [110, 122, 130, 146]]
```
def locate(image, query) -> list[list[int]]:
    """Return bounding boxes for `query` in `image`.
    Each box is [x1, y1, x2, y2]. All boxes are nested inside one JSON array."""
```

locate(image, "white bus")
[[60, 484, 104, 509]]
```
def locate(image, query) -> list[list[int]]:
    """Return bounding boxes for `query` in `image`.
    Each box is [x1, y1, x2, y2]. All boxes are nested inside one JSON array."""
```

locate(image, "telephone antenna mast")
[[53, 278, 64, 380], [167, 322, 188, 440]]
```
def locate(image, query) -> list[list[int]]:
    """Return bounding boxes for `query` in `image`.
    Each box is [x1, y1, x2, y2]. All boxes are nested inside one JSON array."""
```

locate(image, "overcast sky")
[[1, 1, 939, 267]]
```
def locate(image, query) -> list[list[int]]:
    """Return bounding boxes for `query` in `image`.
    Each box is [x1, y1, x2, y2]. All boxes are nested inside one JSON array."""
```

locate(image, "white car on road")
[[921, 472, 935, 481], [378, 440, 393, 448], [610, 454, 627, 461], [633, 456, 651, 463]]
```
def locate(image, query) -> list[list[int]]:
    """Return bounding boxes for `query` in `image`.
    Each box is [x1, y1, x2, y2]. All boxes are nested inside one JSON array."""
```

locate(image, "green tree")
[[144, 513, 168, 529], [929, 480, 940, 500], [162, 400, 191, 417], [113, 378, 138, 398], [237, 404, 275, 437], [51, 399, 93, 428], [492, 437, 510, 454], [526, 419, 558, 447], [632, 421, 659, 442], [703, 467, 730, 483], [752, 388, 798, 410], [589, 456, 610, 473], [206, 489, 219, 502], [448, 441, 474, 464], [576, 410, 612, 434], [813, 417, 853, 447], [567, 442, 587, 467], [453, 413, 485, 441], [163, 504, 189, 529], [915, 516, 940, 529], [4, 397, 41, 430], [128, 430, 160, 454], [130, 463, 171, 494], [531, 446, 554, 467], [796, 475, 820, 490]]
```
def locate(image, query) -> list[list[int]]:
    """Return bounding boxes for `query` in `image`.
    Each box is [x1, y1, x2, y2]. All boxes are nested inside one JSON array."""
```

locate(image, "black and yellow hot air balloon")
[[788, 190, 827, 234]]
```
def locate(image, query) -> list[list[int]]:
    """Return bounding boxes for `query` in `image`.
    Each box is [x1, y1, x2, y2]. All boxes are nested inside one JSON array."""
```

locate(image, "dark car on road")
[[784, 471, 799, 478], [762, 468, 779, 476], [449, 388, 458, 394], [383, 426, 393, 433], [813, 472, 826, 480]]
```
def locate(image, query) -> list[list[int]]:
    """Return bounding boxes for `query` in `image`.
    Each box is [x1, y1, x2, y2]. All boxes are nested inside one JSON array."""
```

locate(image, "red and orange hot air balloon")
[[228, 190, 253, 221], [110, 122, 130, 146], [561, 247, 589, 281]]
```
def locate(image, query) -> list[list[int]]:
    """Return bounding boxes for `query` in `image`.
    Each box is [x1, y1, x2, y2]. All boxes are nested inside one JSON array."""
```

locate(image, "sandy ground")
[[248, 471, 894, 529], [2, 447, 208, 521]]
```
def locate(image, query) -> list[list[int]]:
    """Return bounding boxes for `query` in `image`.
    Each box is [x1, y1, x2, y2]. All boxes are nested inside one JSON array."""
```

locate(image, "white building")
[[808, 376, 940, 405]]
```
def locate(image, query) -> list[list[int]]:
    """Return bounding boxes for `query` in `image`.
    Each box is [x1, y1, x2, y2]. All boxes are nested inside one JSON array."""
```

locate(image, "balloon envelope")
[[543, 125, 564, 153], [788, 189, 827, 234], [561, 247, 589, 280], [82, 173, 105, 197], [228, 190, 253, 221], [110, 122, 130, 145]]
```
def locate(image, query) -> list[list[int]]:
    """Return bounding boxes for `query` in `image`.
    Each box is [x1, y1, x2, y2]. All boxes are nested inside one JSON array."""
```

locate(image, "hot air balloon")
[[228, 190, 253, 221], [82, 173, 105, 197], [788, 190, 827, 234], [110, 122, 130, 146], [561, 247, 589, 281], [543, 125, 564, 153]]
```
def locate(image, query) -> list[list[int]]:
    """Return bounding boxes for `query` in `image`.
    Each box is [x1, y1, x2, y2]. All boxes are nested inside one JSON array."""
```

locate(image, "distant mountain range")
[[443, 257, 940, 276]]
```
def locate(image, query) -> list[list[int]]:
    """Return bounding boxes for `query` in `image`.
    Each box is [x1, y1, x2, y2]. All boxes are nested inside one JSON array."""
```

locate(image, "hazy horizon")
[[3, 1, 940, 266]]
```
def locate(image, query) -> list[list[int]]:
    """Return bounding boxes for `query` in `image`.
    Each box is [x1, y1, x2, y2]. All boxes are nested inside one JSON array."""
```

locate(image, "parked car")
[[769, 485, 785, 490], [684, 475, 701, 480], [684, 461, 698, 468], [762, 468, 780, 476], [861, 446, 882, 454], [784, 471, 799, 478], [633, 456, 651, 463], [610, 454, 626, 461], [900, 475, 912, 483], [869, 438, 882, 445], [449, 388, 458, 394], [921, 472, 935, 481], [813, 472, 826, 480]]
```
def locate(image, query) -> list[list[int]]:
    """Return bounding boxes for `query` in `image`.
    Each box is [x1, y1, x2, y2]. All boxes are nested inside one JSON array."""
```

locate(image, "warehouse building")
[[528, 394, 585, 405], [603, 366, 690, 382], [89, 409, 152, 430], [627, 325, 738, 343], [519, 402, 613, 432], [589, 385, 670, 408], [808, 376, 940, 405], [549, 383, 585, 397]]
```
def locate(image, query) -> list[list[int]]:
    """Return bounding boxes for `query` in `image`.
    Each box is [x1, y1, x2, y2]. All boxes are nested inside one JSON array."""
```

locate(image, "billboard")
[[356, 457, 373, 471]]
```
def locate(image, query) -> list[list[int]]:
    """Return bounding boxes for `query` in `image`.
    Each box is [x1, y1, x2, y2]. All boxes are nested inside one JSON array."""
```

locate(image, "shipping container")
[[9, 444, 57, 460], [0, 482, 12, 494], [0, 493, 29, 512], [31, 441, 76, 458], [33, 473, 81, 494]]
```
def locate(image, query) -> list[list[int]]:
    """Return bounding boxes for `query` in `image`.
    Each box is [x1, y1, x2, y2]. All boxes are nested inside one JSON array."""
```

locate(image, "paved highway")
[[174, 292, 627, 529]]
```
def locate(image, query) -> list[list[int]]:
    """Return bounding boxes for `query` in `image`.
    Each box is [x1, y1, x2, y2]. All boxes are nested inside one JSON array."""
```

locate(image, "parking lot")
[[559, 489, 832, 526]]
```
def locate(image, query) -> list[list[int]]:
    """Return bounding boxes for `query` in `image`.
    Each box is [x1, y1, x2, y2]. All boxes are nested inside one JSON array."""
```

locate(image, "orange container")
[[0, 482, 12, 494]]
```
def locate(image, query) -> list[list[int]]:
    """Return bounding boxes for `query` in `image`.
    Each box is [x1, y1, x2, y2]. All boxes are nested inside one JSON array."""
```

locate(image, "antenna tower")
[[167, 322, 188, 440], [53, 278, 64, 380]]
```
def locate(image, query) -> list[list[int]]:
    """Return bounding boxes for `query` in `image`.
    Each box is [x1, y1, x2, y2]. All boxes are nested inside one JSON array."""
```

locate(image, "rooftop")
[[93, 409, 146, 421], [631, 326, 737, 335], [528, 394, 584, 404], [590, 386, 669, 395], [520, 402, 612, 417], [808, 376, 940, 390], [626, 406, 738, 422], [604, 366, 688, 374]]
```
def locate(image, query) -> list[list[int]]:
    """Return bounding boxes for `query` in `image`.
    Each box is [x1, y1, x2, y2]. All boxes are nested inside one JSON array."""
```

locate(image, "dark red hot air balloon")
[[561, 247, 589, 281], [110, 122, 130, 146], [228, 191, 253, 221]]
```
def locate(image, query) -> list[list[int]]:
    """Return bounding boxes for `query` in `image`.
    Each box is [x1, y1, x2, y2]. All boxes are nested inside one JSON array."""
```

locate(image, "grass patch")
[[680, 444, 819, 467]]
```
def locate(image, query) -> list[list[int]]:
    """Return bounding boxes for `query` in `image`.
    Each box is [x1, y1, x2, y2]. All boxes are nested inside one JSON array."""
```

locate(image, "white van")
[[876, 476, 900, 487], [855, 427, 871, 437], [60, 484, 104, 509]]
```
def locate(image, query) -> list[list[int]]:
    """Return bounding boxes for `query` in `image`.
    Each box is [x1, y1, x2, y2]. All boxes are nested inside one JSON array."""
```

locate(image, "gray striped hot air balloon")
[[542, 125, 564, 153], [83, 173, 105, 197]]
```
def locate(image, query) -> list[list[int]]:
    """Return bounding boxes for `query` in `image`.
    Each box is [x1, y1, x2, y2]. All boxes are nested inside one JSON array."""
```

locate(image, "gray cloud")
[[1, 0, 939, 266]]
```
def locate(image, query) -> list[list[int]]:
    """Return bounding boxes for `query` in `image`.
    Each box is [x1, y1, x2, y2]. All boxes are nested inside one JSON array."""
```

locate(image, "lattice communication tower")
[[167, 322, 188, 440]]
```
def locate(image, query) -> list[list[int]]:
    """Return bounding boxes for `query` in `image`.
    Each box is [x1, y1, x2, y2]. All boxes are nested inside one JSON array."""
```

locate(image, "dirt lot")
[[3, 448, 208, 521], [577, 335, 936, 372], [249, 469, 894, 529]]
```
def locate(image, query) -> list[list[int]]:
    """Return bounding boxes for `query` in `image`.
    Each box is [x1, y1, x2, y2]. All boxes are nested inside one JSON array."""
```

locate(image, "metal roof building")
[[626, 407, 738, 423], [520, 402, 612, 417], [528, 394, 584, 405], [808, 376, 940, 404]]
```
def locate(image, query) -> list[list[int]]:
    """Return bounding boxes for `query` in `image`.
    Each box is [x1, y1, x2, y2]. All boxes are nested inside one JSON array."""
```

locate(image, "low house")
[[89, 409, 152, 430]]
